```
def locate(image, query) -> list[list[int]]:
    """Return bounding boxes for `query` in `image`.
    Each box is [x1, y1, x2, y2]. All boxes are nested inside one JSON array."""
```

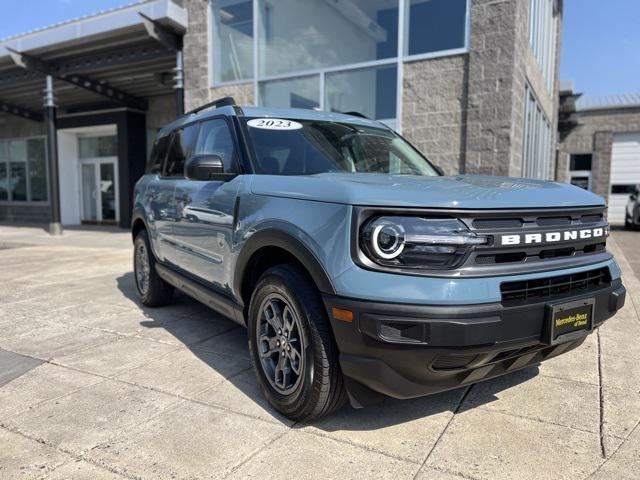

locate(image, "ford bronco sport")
[[132, 97, 626, 421]]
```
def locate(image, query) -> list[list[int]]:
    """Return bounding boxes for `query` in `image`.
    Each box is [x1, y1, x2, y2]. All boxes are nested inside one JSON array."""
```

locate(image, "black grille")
[[472, 218, 523, 229], [500, 267, 611, 306], [536, 216, 571, 226], [432, 353, 478, 371], [581, 214, 604, 224]]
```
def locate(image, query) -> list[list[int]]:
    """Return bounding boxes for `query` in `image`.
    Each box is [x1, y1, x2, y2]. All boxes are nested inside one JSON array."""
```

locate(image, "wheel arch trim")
[[234, 229, 337, 302]]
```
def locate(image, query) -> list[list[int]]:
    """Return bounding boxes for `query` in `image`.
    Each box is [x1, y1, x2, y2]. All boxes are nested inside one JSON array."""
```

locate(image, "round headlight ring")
[[371, 222, 405, 260]]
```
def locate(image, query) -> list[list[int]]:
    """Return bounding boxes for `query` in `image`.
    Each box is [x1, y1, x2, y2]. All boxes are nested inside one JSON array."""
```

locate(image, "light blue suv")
[[132, 97, 626, 420]]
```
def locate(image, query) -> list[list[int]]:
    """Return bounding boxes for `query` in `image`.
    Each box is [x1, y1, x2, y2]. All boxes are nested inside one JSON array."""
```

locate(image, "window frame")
[[161, 123, 201, 178], [160, 116, 245, 179], [147, 133, 172, 175], [208, 0, 472, 133], [0, 135, 49, 205], [192, 116, 243, 175]]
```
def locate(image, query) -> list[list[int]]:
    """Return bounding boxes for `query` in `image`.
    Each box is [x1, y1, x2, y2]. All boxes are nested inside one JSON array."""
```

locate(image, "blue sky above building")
[[560, 0, 640, 96], [0, 0, 637, 97]]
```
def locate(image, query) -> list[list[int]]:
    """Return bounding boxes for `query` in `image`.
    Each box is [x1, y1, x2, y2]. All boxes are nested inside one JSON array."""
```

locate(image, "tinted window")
[[165, 125, 198, 177], [407, 0, 467, 56], [194, 119, 237, 172], [611, 184, 637, 195], [570, 154, 592, 171], [147, 135, 171, 174]]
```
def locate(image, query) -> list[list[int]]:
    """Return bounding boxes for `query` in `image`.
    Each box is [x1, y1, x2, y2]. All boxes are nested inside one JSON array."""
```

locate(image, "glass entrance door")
[[80, 158, 118, 224]]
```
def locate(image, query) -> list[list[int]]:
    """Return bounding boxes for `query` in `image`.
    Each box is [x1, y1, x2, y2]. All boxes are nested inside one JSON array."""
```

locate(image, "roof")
[[0, 0, 187, 113], [576, 93, 640, 112], [0, 1, 148, 43], [162, 105, 390, 135], [0, 0, 186, 57]]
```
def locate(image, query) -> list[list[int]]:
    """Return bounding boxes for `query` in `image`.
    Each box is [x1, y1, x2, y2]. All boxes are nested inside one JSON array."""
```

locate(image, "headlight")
[[360, 216, 489, 270]]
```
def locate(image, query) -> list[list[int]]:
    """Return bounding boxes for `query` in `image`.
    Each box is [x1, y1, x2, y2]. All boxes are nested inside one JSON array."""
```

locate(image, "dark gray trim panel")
[[156, 264, 245, 326], [234, 229, 336, 298]]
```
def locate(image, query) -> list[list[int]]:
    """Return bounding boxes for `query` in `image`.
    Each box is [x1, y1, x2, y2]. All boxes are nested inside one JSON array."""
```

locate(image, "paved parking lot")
[[0, 225, 639, 480]]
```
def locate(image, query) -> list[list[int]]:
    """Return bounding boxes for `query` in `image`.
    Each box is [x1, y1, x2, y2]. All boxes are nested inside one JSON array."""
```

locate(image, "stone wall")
[[558, 107, 640, 197], [402, 55, 467, 176], [0, 115, 45, 139], [463, 0, 520, 176], [182, 0, 210, 110], [147, 94, 177, 131]]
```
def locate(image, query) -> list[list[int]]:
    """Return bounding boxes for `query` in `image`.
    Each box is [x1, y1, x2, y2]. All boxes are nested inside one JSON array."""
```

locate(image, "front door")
[[170, 118, 241, 294], [80, 158, 118, 225]]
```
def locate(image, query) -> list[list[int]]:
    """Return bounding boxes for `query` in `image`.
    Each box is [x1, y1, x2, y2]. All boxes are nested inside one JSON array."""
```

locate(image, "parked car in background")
[[625, 185, 640, 229], [131, 97, 626, 421]]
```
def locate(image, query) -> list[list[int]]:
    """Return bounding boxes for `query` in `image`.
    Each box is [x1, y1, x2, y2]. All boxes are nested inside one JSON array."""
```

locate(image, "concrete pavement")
[[0, 224, 638, 479]]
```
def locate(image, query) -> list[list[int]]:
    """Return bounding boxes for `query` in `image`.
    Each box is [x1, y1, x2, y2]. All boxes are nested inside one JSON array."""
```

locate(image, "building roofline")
[[576, 93, 640, 113], [577, 104, 640, 114], [0, 0, 187, 57]]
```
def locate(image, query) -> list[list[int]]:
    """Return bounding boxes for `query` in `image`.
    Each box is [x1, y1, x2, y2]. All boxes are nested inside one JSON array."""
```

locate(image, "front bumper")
[[324, 279, 626, 406]]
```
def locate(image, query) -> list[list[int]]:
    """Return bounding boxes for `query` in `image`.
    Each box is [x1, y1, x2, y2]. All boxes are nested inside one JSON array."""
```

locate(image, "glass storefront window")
[[210, 0, 471, 130], [0, 137, 48, 203], [28, 138, 48, 202], [79, 135, 116, 159], [0, 162, 7, 201], [325, 65, 397, 120], [0, 143, 7, 201], [212, 0, 254, 83], [405, 0, 467, 56], [10, 162, 27, 201], [257, 0, 398, 77], [259, 75, 320, 109]]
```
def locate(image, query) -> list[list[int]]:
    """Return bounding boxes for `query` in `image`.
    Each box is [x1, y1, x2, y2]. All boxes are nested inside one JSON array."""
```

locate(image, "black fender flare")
[[131, 207, 148, 238], [233, 229, 336, 302]]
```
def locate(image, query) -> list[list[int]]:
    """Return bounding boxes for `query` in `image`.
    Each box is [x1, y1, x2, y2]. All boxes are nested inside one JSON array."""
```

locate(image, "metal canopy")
[[0, 0, 186, 118], [7, 47, 149, 111], [0, 100, 43, 122]]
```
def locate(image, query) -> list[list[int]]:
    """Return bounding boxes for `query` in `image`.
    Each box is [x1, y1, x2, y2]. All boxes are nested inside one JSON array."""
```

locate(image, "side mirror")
[[185, 154, 236, 182], [433, 165, 445, 176]]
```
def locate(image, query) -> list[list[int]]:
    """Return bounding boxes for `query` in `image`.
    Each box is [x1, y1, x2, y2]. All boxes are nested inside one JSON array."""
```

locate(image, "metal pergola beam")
[[139, 12, 184, 116], [52, 44, 171, 76], [0, 100, 43, 122], [6, 48, 148, 111], [139, 13, 182, 51]]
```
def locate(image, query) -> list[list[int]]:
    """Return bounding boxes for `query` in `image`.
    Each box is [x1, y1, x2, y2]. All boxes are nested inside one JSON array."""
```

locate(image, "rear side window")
[[194, 119, 237, 173], [147, 135, 170, 174], [165, 124, 198, 177]]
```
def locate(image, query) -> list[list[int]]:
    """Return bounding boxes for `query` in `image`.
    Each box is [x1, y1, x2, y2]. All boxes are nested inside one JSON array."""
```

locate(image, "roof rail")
[[343, 111, 368, 119], [184, 96, 236, 116]]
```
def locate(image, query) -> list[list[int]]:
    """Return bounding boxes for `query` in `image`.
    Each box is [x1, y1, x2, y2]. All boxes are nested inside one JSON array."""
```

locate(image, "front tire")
[[133, 230, 174, 307], [248, 264, 346, 421]]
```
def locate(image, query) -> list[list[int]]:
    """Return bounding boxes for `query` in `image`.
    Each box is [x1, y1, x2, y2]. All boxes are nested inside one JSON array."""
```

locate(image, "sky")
[[0, 0, 637, 97], [561, 0, 640, 96], [0, 0, 138, 39]]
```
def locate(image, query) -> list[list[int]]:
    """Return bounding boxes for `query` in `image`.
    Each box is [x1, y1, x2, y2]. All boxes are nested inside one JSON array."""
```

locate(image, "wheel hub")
[[256, 294, 305, 395]]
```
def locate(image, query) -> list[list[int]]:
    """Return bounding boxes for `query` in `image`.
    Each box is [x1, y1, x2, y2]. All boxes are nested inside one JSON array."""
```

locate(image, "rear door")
[[142, 134, 174, 261], [158, 124, 199, 266], [171, 117, 242, 293]]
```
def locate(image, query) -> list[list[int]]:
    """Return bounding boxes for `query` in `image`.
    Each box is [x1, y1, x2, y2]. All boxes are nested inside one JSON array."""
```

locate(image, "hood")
[[250, 173, 606, 210]]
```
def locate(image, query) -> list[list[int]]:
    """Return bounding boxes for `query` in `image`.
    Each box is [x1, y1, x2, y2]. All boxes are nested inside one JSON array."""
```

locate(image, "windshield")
[[242, 118, 439, 176]]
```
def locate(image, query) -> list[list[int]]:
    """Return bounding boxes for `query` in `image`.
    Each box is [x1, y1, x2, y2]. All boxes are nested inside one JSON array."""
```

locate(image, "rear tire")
[[133, 230, 174, 307], [248, 264, 346, 421], [625, 215, 633, 229]]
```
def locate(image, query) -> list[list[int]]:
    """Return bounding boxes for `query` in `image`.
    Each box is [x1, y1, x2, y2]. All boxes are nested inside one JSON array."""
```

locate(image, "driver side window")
[[194, 119, 237, 173]]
